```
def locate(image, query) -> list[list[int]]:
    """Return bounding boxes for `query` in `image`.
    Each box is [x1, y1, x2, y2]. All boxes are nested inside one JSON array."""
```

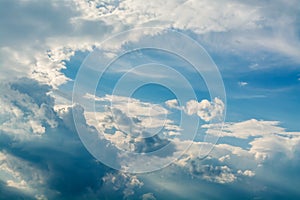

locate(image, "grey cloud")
[[0, 78, 139, 199], [0, 0, 76, 47]]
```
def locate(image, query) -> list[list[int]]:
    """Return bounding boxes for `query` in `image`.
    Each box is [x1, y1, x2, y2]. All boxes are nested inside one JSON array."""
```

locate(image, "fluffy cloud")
[[237, 169, 255, 177], [0, 79, 57, 139], [132, 118, 300, 199], [1, 0, 299, 91], [84, 94, 180, 138], [165, 99, 181, 110], [184, 98, 224, 122], [1, 0, 300, 199], [188, 161, 237, 184], [81, 94, 181, 158], [72, 0, 300, 63], [0, 78, 138, 199], [0, 150, 51, 199], [1, 77, 300, 199], [203, 119, 300, 161], [204, 119, 286, 139], [102, 172, 143, 198], [170, 118, 300, 186], [166, 97, 225, 122], [80, 92, 300, 189]]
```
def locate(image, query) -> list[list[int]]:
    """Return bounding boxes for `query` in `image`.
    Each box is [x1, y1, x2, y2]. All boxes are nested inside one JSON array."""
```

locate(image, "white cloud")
[[249, 133, 300, 161], [72, 0, 300, 64], [162, 118, 300, 186], [73, 0, 262, 33], [171, 139, 256, 184], [237, 169, 255, 177], [202, 119, 300, 161], [84, 94, 178, 139], [218, 154, 230, 162], [165, 98, 225, 122], [187, 162, 237, 184], [184, 98, 224, 122], [165, 99, 181, 110], [203, 119, 287, 139], [1, 0, 299, 92], [102, 172, 143, 198], [238, 81, 248, 87]]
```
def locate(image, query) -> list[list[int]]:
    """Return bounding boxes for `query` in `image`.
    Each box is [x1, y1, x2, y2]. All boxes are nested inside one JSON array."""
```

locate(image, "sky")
[[0, 0, 300, 199]]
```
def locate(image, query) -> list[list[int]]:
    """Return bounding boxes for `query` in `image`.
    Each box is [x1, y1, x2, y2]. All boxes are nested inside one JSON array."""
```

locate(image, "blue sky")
[[1, 0, 300, 199]]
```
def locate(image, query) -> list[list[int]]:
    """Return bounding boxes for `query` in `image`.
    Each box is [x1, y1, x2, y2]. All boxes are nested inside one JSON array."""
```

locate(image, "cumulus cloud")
[[0, 78, 132, 199], [165, 98, 225, 122], [102, 172, 143, 198], [187, 159, 237, 184], [165, 99, 181, 110], [184, 98, 224, 122], [1, 0, 299, 91], [169, 118, 300, 187], [1, 77, 299, 199], [84, 94, 179, 138], [203, 119, 300, 162], [1, 0, 300, 199], [0, 79, 57, 139], [82, 93, 300, 187], [72, 0, 300, 64], [237, 169, 255, 177], [83, 94, 180, 153], [0, 151, 50, 198]]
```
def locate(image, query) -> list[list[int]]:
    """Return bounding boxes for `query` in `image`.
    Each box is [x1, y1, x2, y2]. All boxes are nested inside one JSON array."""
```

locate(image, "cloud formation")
[[165, 97, 225, 122], [1, 0, 300, 199], [1, 0, 299, 90]]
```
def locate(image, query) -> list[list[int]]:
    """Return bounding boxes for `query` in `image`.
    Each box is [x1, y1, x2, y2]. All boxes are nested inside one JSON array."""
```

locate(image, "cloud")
[[203, 119, 287, 139], [0, 150, 51, 198], [174, 118, 300, 182], [102, 172, 143, 198], [72, 0, 300, 64], [238, 81, 248, 87], [237, 169, 255, 177], [184, 98, 224, 122], [165, 97, 225, 122], [165, 99, 181, 110], [84, 94, 179, 138], [0, 78, 135, 199], [83, 94, 179, 153], [1, 0, 300, 199], [135, 118, 300, 199], [141, 192, 156, 200], [188, 162, 237, 184], [73, 0, 263, 33], [0, 78, 57, 139], [1, 0, 299, 92], [1, 77, 300, 199]]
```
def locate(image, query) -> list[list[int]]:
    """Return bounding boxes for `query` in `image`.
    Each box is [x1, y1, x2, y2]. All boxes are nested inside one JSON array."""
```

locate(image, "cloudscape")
[[0, 0, 300, 199]]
